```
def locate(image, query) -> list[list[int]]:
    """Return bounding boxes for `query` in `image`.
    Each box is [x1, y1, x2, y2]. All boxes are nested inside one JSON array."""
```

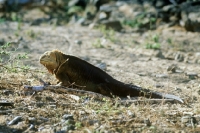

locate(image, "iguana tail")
[[108, 81, 184, 103]]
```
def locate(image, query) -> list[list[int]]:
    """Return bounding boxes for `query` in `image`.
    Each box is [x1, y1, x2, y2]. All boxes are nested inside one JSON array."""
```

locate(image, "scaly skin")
[[39, 50, 183, 103]]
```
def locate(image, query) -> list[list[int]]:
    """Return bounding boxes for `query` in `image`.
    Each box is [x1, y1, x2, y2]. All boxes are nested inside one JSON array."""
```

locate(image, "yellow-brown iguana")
[[39, 50, 183, 103]]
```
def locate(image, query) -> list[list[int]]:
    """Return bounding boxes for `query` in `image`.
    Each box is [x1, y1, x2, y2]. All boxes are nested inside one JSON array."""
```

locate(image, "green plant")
[[75, 122, 82, 129], [145, 34, 161, 50], [0, 42, 29, 73], [98, 25, 116, 43], [92, 39, 104, 48], [26, 30, 36, 38], [123, 13, 156, 29], [67, 6, 83, 15], [0, 18, 5, 24]]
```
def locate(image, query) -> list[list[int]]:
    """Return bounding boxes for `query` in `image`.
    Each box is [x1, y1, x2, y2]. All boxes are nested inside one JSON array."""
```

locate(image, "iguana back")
[[55, 54, 183, 103]]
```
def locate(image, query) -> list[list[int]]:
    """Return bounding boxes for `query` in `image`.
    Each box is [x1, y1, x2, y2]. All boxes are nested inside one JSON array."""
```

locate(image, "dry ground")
[[0, 21, 200, 132]]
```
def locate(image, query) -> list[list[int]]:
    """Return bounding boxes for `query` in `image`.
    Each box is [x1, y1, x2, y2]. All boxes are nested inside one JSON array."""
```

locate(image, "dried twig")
[[120, 99, 178, 104], [24, 85, 110, 101]]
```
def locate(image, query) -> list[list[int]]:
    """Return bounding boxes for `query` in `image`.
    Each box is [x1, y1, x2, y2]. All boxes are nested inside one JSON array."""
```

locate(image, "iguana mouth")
[[48, 69, 54, 74], [42, 63, 54, 74]]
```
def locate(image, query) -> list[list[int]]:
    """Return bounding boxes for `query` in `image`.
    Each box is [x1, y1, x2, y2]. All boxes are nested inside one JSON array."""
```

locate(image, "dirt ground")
[[1, 20, 200, 132]]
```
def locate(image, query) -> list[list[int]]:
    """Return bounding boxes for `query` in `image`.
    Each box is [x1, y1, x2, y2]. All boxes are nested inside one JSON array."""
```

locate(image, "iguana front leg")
[[55, 71, 87, 89], [55, 72, 71, 86]]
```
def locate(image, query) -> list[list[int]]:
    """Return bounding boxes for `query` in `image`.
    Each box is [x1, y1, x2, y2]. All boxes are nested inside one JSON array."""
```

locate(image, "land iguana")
[[39, 50, 183, 103]]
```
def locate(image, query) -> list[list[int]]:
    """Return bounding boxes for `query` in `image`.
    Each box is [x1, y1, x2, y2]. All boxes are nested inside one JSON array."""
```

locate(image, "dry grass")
[[0, 70, 199, 133]]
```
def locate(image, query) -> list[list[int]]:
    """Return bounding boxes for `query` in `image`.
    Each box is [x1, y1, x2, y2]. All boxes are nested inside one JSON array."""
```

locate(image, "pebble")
[[174, 87, 182, 92], [127, 110, 135, 117], [63, 114, 74, 120], [96, 63, 107, 70], [155, 84, 164, 88], [8, 116, 22, 125], [144, 119, 151, 126], [100, 20, 123, 31], [86, 120, 99, 126], [2, 90, 13, 95], [38, 127, 52, 132], [154, 50, 165, 59], [196, 124, 200, 128], [185, 72, 198, 79], [62, 119, 75, 126], [175, 52, 184, 62], [29, 124, 35, 130], [156, 74, 168, 78], [137, 72, 146, 76], [167, 64, 177, 73], [28, 117, 36, 123], [74, 40, 82, 45], [56, 130, 66, 133], [61, 125, 75, 131], [49, 105, 57, 108], [193, 115, 200, 124], [181, 116, 191, 123], [39, 117, 49, 122], [99, 12, 108, 20], [183, 112, 194, 116]]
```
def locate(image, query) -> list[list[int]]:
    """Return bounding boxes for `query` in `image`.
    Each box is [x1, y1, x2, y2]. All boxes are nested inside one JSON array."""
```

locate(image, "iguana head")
[[39, 50, 65, 74]]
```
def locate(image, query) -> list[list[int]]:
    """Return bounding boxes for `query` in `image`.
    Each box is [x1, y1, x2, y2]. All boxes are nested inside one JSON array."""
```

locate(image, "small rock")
[[127, 110, 135, 117], [100, 20, 123, 31], [183, 112, 194, 116], [194, 115, 200, 125], [28, 124, 35, 130], [62, 119, 75, 126], [8, 116, 22, 125], [39, 117, 48, 122], [197, 124, 200, 128], [118, 4, 133, 17], [156, 74, 168, 78], [2, 90, 13, 95], [61, 125, 75, 131], [167, 64, 177, 73], [62, 114, 74, 120], [28, 117, 36, 123], [137, 72, 146, 76], [96, 63, 107, 70], [0, 39, 5, 46], [38, 127, 52, 132], [185, 72, 198, 79], [79, 110, 85, 115], [99, 4, 114, 12], [74, 40, 82, 45], [154, 50, 165, 59], [164, 51, 175, 60], [175, 52, 184, 62], [83, 119, 99, 126], [186, 123, 193, 127], [56, 130, 66, 133], [144, 119, 151, 126], [38, 126, 44, 132], [98, 12, 108, 20], [155, 84, 164, 88], [49, 105, 56, 108], [181, 116, 191, 123], [174, 87, 182, 92]]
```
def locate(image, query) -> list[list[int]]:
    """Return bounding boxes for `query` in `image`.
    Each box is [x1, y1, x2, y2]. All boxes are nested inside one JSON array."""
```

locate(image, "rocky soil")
[[1, 0, 200, 132]]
